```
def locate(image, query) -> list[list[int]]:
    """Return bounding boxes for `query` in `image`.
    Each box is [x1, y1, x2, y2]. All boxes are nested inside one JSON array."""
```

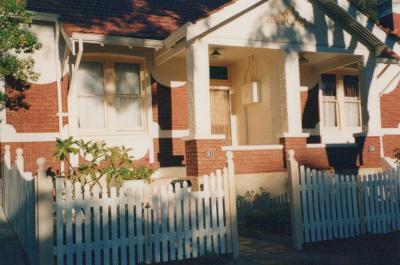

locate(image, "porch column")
[[280, 50, 308, 163], [282, 50, 304, 137], [186, 39, 212, 138], [184, 39, 225, 178]]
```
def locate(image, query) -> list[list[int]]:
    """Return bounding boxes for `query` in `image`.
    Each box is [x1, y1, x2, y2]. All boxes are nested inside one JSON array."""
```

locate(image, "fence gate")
[[2, 147, 37, 265], [53, 153, 239, 265], [287, 150, 400, 249]]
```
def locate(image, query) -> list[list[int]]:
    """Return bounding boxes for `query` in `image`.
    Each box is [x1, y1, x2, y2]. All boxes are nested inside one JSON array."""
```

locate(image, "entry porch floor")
[[166, 233, 400, 265]]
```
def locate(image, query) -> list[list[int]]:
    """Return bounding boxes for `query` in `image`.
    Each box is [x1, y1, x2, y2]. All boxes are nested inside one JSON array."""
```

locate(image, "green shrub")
[[53, 137, 153, 185]]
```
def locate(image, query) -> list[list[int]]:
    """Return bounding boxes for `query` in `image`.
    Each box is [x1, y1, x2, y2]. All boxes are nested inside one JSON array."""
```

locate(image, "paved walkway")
[[0, 208, 27, 265]]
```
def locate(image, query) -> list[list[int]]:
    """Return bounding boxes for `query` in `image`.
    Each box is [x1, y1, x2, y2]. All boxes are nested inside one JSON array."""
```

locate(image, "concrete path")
[[0, 208, 27, 265]]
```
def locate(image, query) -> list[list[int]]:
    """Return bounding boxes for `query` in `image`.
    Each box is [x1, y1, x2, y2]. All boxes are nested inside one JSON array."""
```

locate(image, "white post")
[[16, 148, 24, 174], [4, 145, 11, 169], [35, 158, 53, 265], [226, 151, 239, 258], [282, 50, 303, 137], [287, 149, 303, 249], [186, 39, 212, 139]]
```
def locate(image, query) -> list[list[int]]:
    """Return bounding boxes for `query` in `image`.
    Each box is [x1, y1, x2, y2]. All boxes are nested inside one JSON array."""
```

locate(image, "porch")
[[159, 42, 382, 178]]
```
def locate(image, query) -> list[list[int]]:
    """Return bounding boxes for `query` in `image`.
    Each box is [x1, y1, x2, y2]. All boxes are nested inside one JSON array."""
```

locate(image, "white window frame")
[[319, 71, 362, 133], [75, 55, 147, 136]]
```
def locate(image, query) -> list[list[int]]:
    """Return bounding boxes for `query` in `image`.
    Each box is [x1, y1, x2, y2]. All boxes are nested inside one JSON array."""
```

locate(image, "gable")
[[204, 0, 376, 52]]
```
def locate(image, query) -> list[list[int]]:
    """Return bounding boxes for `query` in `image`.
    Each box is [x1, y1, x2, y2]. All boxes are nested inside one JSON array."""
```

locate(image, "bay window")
[[320, 73, 361, 129], [76, 59, 145, 133]]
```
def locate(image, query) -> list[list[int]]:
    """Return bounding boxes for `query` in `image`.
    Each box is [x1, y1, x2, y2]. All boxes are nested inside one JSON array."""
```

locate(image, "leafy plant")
[[394, 148, 400, 164], [53, 137, 153, 185]]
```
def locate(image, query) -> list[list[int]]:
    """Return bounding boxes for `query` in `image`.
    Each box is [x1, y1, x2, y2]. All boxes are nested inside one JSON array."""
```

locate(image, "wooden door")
[[210, 89, 232, 145]]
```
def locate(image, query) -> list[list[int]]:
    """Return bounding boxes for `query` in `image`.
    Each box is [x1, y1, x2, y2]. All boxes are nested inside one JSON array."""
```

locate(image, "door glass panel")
[[210, 89, 231, 145]]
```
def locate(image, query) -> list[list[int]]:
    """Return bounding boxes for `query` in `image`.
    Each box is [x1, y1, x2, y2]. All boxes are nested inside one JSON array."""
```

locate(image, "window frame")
[[76, 54, 147, 136], [319, 71, 362, 131]]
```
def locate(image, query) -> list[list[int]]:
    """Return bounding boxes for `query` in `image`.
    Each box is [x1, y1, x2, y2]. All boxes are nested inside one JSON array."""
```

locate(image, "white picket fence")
[[2, 146, 37, 265], [287, 150, 400, 249], [53, 152, 239, 265]]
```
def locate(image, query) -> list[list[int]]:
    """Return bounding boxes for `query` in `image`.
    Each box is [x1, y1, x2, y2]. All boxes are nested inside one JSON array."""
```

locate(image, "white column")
[[282, 50, 305, 137], [186, 39, 212, 139]]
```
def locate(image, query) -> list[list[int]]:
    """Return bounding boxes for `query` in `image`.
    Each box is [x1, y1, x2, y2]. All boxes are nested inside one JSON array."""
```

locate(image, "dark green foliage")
[[0, 0, 41, 109]]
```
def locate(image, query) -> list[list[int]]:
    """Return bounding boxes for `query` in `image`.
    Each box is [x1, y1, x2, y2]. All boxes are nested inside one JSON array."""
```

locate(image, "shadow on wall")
[[151, 78, 185, 167]]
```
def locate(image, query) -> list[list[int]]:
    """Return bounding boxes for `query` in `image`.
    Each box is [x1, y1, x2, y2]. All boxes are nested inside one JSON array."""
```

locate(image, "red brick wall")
[[1, 142, 59, 173], [383, 135, 400, 158], [381, 85, 400, 128], [301, 85, 319, 129], [151, 79, 188, 130], [228, 149, 285, 174], [6, 81, 59, 133]]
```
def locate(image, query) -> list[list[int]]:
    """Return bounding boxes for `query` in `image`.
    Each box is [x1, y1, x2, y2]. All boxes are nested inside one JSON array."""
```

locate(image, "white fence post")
[[226, 151, 239, 259], [35, 158, 53, 265], [4, 145, 11, 169], [16, 148, 24, 174], [287, 149, 304, 250]]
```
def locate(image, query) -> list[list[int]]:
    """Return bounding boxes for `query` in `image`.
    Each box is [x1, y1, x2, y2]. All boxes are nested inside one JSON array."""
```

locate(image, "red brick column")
[[280, 137, 308, 166], [354, 135, 382, 168], [184, 139, 225, 177]]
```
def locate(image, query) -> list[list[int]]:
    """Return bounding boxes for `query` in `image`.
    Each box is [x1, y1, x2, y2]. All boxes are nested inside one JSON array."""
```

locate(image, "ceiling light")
[[211, 49, 223, 60]]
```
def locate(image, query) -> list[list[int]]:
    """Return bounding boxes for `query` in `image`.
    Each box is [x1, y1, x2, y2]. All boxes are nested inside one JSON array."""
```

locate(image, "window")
[[343, 75, 361, 127], [210, 66, 229, 80], [320, 74, 361, 129], [321, 74, 338, 127], [76, 60, 144, 133]]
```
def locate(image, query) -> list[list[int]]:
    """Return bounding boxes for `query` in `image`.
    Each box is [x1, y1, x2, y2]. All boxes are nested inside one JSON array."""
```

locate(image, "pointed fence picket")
[[287, 149, 400, 249], [53, 152, 239, 265]]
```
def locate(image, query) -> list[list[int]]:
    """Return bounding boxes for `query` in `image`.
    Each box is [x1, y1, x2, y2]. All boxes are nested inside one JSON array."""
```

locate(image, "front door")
[[210, 88, 232, 145]]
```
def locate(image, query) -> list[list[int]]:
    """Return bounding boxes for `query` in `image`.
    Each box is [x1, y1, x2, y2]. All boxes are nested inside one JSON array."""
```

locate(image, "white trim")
[[186, 0, 265, 41], [182, 135, 226, 141], [222, 145, 283, 151], [381, 128, 400, 135], [204, 37, 370, 55], [157, 130, 189, 139], [71, 32, 163, 49], [170, 81, 186, 88]]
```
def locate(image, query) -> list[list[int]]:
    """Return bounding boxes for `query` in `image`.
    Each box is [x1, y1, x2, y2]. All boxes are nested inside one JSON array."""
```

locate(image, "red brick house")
[[3, 0, 400, 194]]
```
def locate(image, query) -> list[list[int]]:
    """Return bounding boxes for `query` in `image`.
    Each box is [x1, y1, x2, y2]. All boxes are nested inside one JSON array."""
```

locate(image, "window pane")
[[323, 101, 337, 127], [77, 61, 104, 95], [321, 74, 337, 97], [115, 96, 142, 128], [78, 96, 105, 129], [115, 63, 141, 95], [345, 102, 360, 127], [343, 75, 359, 97], [210, 66, 229, 80]]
